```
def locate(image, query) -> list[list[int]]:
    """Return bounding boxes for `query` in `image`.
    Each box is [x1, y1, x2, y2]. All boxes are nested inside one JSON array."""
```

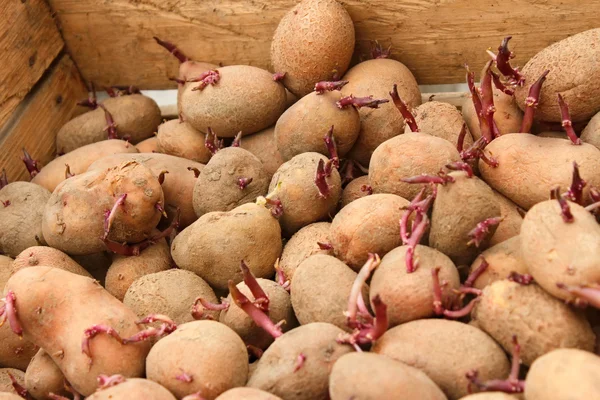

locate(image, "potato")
[[468, 236, 528, 290], [156, 119, 212, 163], [274, 91, 360, 161], [171, 203, 282, 291], [341, 58, 421, 166], [248, 322, 353, 400], [215, 388, 282, 400], [86, 378, 177, 400], [32, 140, 138, 193], [462, 88, 523, 139], [269, 152, 342, 237], [479, 134, 600, 209], [0, 182, 50, 257], [136, 136, 159, 153], [524, 348, 600, 400], [180, 65, 287, 137], [0, 394, 21, 400], [124, 269, 218, 324], [193, 147, 269, 216], [43, 161, 163, 255], [12, 246, 92, 278], [240, 127, 284, 179], [279, 222, 333, 281], [105, 239, 171, 301], [0, 256, 11, 291], [270, 0, 355, 97], [88, 152, 205, 228], [520, 199, 600, 301], [581, 111, 600, 149], [488, 191, 523, 246], [329, 352, 447, 400], [369, 245, 460, 327], [56, 94, 162, 154], [407, 101, 474, 147], [459, 394, 518, 400], [220, 278, 296, 350], [146, 320, 248, 399], [339, 175, 370, 209], [429, 172, 501, 265], [329, 194, 409, 270], [0, 369, 24, 396], [514, 28, 600, 123], [5, 267, 150, 396], [24, 349, 67, 400], [372, 319, 510, 400], [471, 280, 595, 366], [369, 132, 461, 200]]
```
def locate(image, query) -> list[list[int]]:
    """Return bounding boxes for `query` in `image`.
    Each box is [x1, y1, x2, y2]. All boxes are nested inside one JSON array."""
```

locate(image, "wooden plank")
[[48, 0, 600, 88], [0, 55, 88, 182], [0, 0, 64, 129]]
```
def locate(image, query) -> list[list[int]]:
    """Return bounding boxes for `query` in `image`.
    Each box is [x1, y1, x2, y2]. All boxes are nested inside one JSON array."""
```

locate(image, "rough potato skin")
[[220, 278, 296, 349], [270, 0, 355, 97], [215, 387, 282, 400], [86, 378, 177, 400], [479, 134, 600, 210], [248, 323, 353, 400], [5, 267, 150, 396], [43, 161, 163, 255], [329, 352, 448, 400], [468, 236, 528, 290], [459, 394, 518, 400], [0, 369, 24, 396], [124, 269, 218, 324], [156, 119, 212, 163], [146, 320, 248, 400], [514, 28, 600, 123], [488, 191, 523, 246], [57, 94, 162, 154], [279, 222, 333, 281], [136, 136, 159, 153], [406, 101, 474, 148], [524, 348, 600, 400], [341, 58, 421, 166], [193, 147, 270, 216], [472, 280, 595, 366], [32, 140, 138, 193], [430, 172, 501, 265], [275, 91, 360, 161], [330, 194, 409, 271], [462, 88, 523, 139], [240, 126, 285, 179], [339, 176, 370, 209], [581, 111, 600, 149], [520, 200, 600, 301], [181, 65, 287, 137], [269, 152, 342, 237], [291, 254, 363, 331], [370, 245, 460, 327], [0, 182, 50, 257], [372, 319, 510, 400], [171, 203, 282, 291], [0, 255, 12, 290], [369, 132, 461, 200], [25, 349, 67, 400], [12, 246, 92, 278]]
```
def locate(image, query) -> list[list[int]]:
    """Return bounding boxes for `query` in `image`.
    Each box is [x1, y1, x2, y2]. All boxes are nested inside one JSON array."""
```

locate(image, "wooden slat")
[[0, 55, 88, 182], [0, 0, 64, 129], [48, 0, 600, 88]]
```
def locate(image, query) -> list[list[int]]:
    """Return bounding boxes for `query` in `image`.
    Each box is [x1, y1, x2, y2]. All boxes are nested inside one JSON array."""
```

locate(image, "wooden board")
[[0, 55, 88, 183], [48, 0, 600, 88], [0, 0, 64, 129]]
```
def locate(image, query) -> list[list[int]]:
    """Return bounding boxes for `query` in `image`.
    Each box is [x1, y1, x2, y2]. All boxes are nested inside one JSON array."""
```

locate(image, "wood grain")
[[0, 0, 64, 129], [48, 0, 600, 88], [0, 55, 88, 183]]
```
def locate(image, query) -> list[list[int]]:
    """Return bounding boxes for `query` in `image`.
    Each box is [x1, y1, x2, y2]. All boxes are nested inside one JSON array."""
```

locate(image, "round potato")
[[406, 101, 474, 148], [240, 126, 284, 179], [0, 369, 25, 396], [339, 176, 371, 209], [136, 136, 159, 153], [24, 349, 67, 400], [459, 394, 518, 400], [468, 236, 528, 290], [86, 378, 177, 400], [156, 119, 212, 163], [279, 222, 333, 282], [462, 87, 523, 139], [216, 388, 282, 400]]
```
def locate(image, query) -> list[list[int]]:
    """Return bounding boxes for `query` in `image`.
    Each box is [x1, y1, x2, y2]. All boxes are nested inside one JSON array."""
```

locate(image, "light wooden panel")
[[48, 0, 599, 88]]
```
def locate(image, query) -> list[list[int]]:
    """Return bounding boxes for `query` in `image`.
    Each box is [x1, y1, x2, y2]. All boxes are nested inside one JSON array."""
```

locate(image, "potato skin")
[[472, 280, 595, 366], [329, 352, 447, 400], [479, 134, 600, 210], [86, 378, 177, 400], [369, 132, 461, 200], [146, 320, 248, 400], [462, 88, 523, 139], [215, 387, 282, 400], [0, 394, 22, 400], [5, 267, 150, 396], [372, 319, 510, 400], [12, 246, 92, 278], [468, 236, 528, 290], [24, 349, 67, 400], [459, 394, 518, 400], [279, 222, 333, 281], [248, 322, 353, 400], [370, 245, 460, 327], [514, 28, 600, 123], [520, 200, 600, 301], [524, 348, 600, 400], [181, 65, 287, 137], [0, 369, 24, 396], [339, 176, 370, 209], [171, 203, 282, 291], [330, 194, 409, 270], [240, 126, 284, 179], [488, 191, 523, 246], [341, 58, 421, 166], [156, 119, 212, 163], [581, 111, 600, 149], [406, 101, 474, 148], [136, 136, 159, 153], [270, 0, 355, 97]]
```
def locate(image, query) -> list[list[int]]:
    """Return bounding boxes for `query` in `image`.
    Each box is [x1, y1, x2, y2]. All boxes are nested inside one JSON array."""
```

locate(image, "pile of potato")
[[1, 0, 600, 399]]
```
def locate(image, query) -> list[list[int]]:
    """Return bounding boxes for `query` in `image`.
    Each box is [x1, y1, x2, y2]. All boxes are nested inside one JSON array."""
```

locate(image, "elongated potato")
[[240, 127, 284, 179], [86, 378, 177, 400], [462, 87, 523, 139], [488, 191, 523, 246], [156, 119, 212, 163], [12, 246, 92, 278], [279, 222, 333, 281], [468, 236, 528, 290], [24, 349, 67, 400], [407, 101, 474, 148]]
